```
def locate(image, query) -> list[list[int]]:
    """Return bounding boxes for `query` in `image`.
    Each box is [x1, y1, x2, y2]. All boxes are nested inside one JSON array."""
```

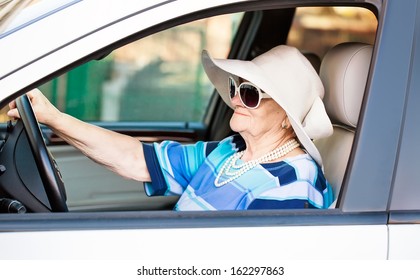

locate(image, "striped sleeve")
[[143, 140, 208, 196]]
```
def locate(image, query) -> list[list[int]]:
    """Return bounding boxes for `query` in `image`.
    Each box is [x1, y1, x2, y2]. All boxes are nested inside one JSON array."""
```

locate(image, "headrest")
[[319, 43, 373, 128]]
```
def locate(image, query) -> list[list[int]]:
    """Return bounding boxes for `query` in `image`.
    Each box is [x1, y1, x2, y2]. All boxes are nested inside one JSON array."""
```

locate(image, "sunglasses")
[[228, 76, 271, 109]]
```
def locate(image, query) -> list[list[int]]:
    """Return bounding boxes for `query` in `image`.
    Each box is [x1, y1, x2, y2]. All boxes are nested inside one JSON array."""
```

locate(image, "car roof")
[[0, 0, 77, 36]]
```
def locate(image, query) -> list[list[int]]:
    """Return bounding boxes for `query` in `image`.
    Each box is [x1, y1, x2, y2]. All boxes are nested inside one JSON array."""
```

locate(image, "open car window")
[[0, 5, 378, 212], [34, 6, 377, 212]]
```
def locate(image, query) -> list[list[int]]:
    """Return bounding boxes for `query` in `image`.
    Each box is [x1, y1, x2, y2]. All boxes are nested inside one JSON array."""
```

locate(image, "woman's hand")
[[8, 88, 151, 182], [7, 88, 62, 127]]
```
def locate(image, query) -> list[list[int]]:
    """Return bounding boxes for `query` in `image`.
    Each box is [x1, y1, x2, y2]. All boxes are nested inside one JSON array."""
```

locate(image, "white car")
[[0, 0, 418, 265]]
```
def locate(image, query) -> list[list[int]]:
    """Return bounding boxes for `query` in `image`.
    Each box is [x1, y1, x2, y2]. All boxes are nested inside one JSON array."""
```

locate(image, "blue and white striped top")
[[142, 134, 333, 210]]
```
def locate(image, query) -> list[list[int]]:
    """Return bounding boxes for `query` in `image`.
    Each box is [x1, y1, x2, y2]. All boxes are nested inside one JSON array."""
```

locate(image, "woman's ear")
[[281, 119, 288, 129], [281, 117, 291, 129]]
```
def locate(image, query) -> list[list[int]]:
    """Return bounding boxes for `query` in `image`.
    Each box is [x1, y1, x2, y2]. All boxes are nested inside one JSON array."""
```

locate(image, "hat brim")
[[202, 50, 324, 167]]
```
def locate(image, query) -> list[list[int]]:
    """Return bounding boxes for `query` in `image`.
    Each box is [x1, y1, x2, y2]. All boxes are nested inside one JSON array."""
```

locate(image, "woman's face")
[[229, 91, 287, 138]]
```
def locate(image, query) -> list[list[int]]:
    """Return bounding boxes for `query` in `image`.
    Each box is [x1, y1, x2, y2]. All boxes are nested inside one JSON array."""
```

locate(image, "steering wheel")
[[16, 94, 68, 212]]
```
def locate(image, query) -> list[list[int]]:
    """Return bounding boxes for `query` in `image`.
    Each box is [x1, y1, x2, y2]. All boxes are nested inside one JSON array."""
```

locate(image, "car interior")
[[0, 5, 377, 213]]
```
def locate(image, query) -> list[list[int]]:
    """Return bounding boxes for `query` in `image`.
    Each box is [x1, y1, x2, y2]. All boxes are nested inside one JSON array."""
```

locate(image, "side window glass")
[[39, 13, 243, 122], [287, 7, 377, 58]]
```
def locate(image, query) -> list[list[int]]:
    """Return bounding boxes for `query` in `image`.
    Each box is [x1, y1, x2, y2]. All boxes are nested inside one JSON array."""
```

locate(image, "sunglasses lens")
[[229, 78, 236, 99], [239, 85, 260, 108]]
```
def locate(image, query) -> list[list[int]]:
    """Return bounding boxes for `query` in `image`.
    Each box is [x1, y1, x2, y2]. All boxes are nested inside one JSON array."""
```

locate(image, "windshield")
[[0, 0, 79, 36]]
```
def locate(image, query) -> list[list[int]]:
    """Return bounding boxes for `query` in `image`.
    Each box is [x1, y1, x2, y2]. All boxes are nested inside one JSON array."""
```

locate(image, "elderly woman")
[[8, 45, 333, 210]]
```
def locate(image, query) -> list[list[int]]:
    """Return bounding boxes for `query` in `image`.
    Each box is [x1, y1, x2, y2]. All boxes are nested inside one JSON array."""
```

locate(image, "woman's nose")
[[230, 91, 242, 107]]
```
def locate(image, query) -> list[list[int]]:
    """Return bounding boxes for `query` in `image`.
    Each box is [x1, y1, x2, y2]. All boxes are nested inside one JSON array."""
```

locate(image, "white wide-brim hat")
[[201, 45, 333, 167]]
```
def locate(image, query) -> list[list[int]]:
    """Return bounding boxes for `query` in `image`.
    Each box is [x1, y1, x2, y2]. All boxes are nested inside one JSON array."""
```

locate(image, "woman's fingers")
[[7, 89, 41, 119], [6, 89, 60, 125], [7, 99, 19, 119], [8, 99, 16, 109], [7, 107, 20, 119]]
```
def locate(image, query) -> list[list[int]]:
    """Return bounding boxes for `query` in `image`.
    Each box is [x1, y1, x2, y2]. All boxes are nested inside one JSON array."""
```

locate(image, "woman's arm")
[[8, 89, 151, 182]]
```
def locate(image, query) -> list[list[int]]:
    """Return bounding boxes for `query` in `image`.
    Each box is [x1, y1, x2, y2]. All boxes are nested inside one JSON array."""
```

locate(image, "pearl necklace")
[[214, 138, 300, 187]]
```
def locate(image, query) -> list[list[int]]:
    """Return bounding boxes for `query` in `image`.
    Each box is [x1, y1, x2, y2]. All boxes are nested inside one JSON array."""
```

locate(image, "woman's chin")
[[230, 114, 250, 132], [230, 122, 246, 133]]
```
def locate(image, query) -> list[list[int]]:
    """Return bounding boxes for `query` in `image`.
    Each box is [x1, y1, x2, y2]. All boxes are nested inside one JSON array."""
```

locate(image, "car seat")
[[315, 42, 373, 208]]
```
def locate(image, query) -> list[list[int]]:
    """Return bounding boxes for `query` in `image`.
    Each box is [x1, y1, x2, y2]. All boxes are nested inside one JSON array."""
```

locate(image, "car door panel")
[[388, 225, 420, 259], [0, 211, 388, 259], [0, 226, 388, 259]]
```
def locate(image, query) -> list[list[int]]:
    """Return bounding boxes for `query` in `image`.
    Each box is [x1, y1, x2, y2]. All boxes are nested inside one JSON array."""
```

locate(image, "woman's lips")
[[233, 108, 249, 116]]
